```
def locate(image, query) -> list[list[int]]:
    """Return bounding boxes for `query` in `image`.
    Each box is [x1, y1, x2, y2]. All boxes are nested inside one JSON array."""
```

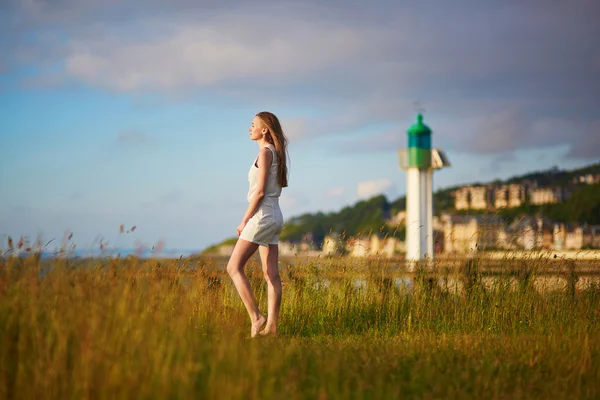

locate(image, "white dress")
[[239, 144, 284, 246]]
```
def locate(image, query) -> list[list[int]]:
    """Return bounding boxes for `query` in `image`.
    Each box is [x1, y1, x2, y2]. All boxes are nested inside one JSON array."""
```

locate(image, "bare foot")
[[259, 326, 278, 336], [251, 314, 266, 338]]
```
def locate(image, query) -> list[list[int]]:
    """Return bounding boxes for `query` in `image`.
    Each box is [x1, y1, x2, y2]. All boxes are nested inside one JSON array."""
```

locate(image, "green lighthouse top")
[[407, 113, 432, 136]]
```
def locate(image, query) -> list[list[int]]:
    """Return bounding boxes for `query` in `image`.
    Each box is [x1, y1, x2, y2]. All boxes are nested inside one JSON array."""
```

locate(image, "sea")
[[3, 247, 201, 260]]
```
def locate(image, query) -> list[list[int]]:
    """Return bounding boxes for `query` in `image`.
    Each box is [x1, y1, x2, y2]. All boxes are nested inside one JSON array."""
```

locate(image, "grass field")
[[1, 254, 599, 399]]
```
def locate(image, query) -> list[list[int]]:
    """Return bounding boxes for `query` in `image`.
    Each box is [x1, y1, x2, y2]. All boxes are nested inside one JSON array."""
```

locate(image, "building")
[[536, 217, 555, 249], [441, 214, 506, 254], [508, 184, 526, 207], [494, 186, 508, 209], [341, 234, 405, 258], [494, 184, 526, 208], [470, 186, 489, 209], [553, 224, 586, 250], [454, 187, 470, 210], [499, 217, 541, 250], [388, 211, 406, 226], [279, 241, 321, 257], [585, 226, 600, 248], [530, 187, 565, 205], [565, 226, 584, 250], [322, 234, 342, 256], [453, 186, 490, 210], [576, 173, 600, 185]]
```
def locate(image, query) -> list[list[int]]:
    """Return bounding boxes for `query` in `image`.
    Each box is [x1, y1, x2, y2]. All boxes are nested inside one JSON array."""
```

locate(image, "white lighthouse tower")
[[398, 114, 450, 266]]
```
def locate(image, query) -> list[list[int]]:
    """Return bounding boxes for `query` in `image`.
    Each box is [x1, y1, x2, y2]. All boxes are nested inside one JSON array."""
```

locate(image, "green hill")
[[506, 163, 600, 186], [280, 162, 600, 246], [280, 195, 399, 246], [459, 183, 600, 225], [205, 162, 600, 251]]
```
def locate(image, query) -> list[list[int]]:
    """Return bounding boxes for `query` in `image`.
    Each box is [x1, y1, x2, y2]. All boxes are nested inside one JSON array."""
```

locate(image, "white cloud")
[[63, 13, 371, 92], [4, 0, 600, 161], [440, 112, 600, 159], [357, 179, 393, 200], [282, 117, 309, 140]]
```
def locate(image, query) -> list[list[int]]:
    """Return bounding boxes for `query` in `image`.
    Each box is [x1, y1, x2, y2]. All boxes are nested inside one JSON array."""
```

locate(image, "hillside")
[[281, 195, 398, 245], [205, 162, 600, 251], [506, 163, 600, 186], [454, 183, 600, 223], [279, 162, 600, 247]]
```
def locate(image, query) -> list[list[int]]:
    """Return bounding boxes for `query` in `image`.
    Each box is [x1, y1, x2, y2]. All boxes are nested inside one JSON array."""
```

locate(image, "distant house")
[[454, 187, 470, 210], [537, 217, 555, 249], [346, 237, 372, 257], [440, 214, 593, 253], [499, 217, 540, 250], [586, 226, 600, 249], [565, 225, 584, 250], [454, 183, 538, 211], [279, 241, 321, 257], [575, 173, 600, 185], [381, 237, 404, 257], [530, 187, 566, 205], [322, 234, 343, 256], [441, 214, 506, 254], [470, 186, 490, 210], [574, 225, 600, 249], [552, 223, 591, 250], [342, 234, 404, 258], [494, 186, 508, 209], [388, 211, 406, 226], [510, 184, 526, 207], [453, 186, 491, 210], [279, 241, 297, 257], [494, 184, 526, 209]]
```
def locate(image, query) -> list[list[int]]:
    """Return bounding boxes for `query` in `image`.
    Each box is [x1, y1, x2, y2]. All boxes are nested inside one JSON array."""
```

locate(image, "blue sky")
[[1, 0, 599, 252]]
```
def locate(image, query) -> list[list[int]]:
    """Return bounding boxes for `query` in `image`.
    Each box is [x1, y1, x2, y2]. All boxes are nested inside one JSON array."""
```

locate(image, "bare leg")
[[258, 244, 282, 336], [226, 238, 265, 337]]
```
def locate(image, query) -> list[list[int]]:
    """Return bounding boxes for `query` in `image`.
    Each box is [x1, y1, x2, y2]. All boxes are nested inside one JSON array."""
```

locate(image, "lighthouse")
[[398, 114, 450, 266]]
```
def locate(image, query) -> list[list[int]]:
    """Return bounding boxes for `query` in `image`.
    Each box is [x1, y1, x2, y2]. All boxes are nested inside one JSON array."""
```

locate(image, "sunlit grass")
[[0, 254, 598, 399]]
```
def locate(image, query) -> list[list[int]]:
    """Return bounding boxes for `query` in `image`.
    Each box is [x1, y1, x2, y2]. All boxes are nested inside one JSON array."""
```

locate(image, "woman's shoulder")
[[257, 146, 274, 163], [264, 143, 277, 152], [258, 146, 273, 156]]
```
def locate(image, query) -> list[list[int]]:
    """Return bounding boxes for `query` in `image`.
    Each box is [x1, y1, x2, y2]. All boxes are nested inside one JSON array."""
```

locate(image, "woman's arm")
[[237, 147, 273, 236]]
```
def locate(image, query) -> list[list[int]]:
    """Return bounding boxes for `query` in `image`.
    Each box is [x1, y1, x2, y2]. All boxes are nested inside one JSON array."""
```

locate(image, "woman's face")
[[249, 116, 266, 141]]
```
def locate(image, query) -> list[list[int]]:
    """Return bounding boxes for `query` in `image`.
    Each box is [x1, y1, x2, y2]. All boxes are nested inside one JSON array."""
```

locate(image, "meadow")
[[0, 253, 599, 399]]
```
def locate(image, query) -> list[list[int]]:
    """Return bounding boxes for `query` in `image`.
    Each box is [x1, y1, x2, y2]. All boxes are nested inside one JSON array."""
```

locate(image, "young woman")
[[226, 111, 289, 337]]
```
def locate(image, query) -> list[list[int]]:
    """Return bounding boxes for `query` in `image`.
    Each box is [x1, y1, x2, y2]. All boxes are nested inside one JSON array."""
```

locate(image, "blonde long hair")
[[257, 111, 289, 188]]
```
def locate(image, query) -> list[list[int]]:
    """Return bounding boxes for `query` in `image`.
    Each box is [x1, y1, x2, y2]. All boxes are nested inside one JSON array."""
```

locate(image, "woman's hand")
[[236, 220, 248, 236]]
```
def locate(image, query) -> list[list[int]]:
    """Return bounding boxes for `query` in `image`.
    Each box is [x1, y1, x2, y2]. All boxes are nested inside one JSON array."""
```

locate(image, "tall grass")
[[0, 254, 598, 399]]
